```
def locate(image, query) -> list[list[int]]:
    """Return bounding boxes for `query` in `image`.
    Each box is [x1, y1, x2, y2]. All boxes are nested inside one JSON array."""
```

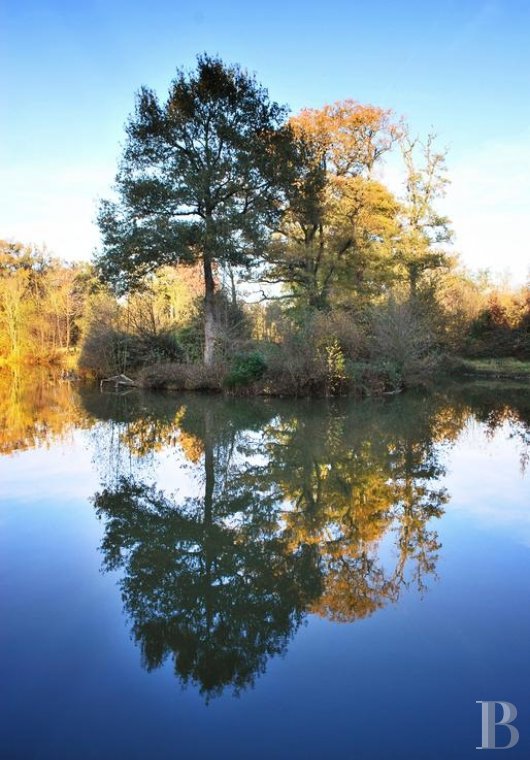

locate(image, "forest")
[[1, 55, 530, 396]]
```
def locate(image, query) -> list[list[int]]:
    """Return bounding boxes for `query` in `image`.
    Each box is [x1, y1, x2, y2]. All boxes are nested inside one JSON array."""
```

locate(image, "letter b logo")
[[477, 701, 519, 750]]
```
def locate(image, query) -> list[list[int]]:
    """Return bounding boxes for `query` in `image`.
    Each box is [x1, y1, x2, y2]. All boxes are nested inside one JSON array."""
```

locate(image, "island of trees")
[[1, 55, 530, 395]]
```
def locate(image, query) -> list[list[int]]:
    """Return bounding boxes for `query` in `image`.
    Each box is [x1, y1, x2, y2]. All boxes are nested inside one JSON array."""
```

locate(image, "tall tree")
[[97, 55, 286, 366], [396, 131, 453, 294]]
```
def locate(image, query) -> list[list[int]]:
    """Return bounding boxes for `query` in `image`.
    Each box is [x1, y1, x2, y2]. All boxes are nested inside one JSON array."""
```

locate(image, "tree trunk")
[[203, 408, 214, 632], [203, 253, 217, 367], [228, 264, 237, 307]]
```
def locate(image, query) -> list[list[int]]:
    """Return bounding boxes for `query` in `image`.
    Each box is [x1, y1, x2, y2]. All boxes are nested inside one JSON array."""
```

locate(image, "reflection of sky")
[[2, 414, 529, 543], [0, 430, 98, 503], [442, 421, 530, 545], [3, 403, 530, 758]]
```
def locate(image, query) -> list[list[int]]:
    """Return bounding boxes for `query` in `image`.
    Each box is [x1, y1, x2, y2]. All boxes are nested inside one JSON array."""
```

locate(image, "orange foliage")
[[290, 99, 401, 176]]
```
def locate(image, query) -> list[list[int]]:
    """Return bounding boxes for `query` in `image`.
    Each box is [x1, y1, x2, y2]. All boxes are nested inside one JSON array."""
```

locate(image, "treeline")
[[0, 240, 92, 367], [81, 261, 530, 394], [0, 239, 205, 373], [2, 234, 529, 393]]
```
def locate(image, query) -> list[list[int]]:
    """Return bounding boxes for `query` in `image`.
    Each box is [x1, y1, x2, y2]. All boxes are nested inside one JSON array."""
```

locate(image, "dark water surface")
[[2, 372, 530, 759]]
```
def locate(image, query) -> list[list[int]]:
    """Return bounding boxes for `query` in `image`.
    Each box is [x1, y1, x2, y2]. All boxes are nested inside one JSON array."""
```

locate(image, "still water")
[[1, 373, 530, 759]]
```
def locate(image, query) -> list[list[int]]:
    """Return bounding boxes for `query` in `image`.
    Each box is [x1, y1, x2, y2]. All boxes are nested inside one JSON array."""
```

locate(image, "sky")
[[2, 0, 530, 282]]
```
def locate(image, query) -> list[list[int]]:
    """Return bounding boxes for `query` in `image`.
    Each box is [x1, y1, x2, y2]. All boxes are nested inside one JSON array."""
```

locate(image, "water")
[[2, 372, 530, 758]]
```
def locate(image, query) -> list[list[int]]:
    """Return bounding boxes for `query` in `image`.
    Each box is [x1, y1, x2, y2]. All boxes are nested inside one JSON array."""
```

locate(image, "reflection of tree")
[[93, 395, 321, 698], [238, 398, 450, 623], [91, 393, 460, 698], [445, 383, 530, 471], [0, 368, 89, 454], [95, 479, 320, 697]]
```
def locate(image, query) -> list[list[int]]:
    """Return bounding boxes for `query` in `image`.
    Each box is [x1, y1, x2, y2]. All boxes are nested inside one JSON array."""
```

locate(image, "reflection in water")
[[89, 393, 458, 699], [4, 374, 530, 700], [0, 368, 89, 454], [94, 476, 321, 697]]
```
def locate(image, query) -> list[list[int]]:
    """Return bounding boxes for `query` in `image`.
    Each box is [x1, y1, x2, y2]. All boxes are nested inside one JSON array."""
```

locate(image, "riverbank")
[[135, 358, 414, 398], [447, 357, 530, 381], [133, 356, 530, 397], [4, 355, 528, 400]]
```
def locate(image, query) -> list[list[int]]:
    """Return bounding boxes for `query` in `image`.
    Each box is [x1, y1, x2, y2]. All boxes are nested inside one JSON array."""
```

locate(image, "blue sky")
[[2, 0, 530, 280]]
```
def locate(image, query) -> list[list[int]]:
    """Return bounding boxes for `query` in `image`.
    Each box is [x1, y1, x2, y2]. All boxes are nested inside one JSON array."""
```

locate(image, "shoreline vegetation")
[[2, 356, 530, 400], [2, 57, 530, 397]]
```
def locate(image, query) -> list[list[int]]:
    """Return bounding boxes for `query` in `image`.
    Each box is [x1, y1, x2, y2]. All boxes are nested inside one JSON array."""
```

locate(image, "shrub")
[[137, 362, 222, 391], [223, 352, 267, 389], [78, 325, 129, 378], [369, 298, 439, 387], [256, 310, 367, 397], [78, 326, 184, 378], [174, 323, 203, 363]]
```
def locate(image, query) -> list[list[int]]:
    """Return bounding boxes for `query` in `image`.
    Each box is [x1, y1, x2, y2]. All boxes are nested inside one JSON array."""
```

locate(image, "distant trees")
[[78, 264, 206, 376], [0, 240, 91, 365]]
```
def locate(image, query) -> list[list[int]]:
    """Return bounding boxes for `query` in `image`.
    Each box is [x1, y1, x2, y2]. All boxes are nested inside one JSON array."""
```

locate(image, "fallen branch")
[[100, 374, 136, 390]]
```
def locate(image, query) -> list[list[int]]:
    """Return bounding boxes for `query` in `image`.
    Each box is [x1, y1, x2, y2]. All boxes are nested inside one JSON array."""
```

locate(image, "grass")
[[449, 357, 530, 379]]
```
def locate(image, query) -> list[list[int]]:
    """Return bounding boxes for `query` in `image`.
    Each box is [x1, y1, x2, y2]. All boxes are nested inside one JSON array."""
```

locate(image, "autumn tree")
[[42, 262, 91, 352], [263, 101, 401, 310], [0, 240, 51, 362], [0, 240, 94, 365], [97, 55, 286, 366], [0, 268, 31, 361]]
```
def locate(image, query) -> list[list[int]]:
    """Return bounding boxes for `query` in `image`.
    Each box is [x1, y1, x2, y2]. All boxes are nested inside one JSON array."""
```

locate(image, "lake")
[[2, 372, 530, 758]]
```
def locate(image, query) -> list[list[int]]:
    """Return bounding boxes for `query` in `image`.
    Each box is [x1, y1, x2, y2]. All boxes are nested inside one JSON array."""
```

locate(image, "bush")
[[137, 362, 222, 391], [369, 299, 439, 387], [249, 309, 367, 397], [78, 325, 129, 378], [223, 352, 267, 389], [174, 323, 203, 363], [78, 326, 184, 378]]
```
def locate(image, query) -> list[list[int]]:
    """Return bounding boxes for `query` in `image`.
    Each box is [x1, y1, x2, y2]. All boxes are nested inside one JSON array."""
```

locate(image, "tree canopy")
[[97, 54, 287, 365]]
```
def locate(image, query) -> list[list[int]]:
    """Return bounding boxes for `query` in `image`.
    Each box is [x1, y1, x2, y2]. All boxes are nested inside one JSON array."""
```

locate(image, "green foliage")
[[97, 55, 286, 287], [448, 357, 530, 379], [174, 323, 203, 363], [223, 352, 267, 389], [96, 54, 288, 365]]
